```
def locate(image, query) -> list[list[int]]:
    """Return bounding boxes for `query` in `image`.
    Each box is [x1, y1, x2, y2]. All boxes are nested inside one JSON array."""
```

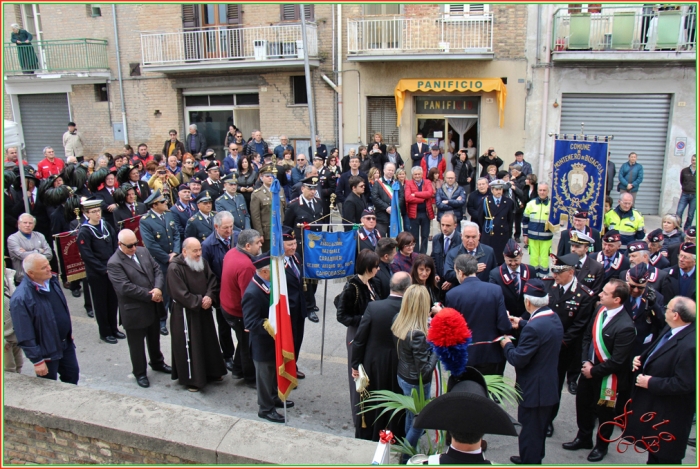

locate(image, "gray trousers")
[[254, 360, 277, 413]]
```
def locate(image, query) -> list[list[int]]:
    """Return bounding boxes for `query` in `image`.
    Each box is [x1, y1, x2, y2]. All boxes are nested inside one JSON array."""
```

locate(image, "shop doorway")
[[416, 116, 479, 170]]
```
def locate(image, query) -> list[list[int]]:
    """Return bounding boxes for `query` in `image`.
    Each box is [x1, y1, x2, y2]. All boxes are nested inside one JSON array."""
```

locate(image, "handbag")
[[355, 364, 370, 393]]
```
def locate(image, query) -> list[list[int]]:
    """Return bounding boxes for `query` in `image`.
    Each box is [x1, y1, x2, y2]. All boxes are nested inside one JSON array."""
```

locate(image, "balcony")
[[140, 23, 319, 73], [347, 14, 494, 61], [3, 38, 109, 76], [552, 5, 696, 62]]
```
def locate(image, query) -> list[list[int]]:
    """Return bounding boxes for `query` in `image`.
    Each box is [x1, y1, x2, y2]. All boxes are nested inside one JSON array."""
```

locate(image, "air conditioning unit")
[[296, 40, 305, 59], [253, 40, 268, 61]]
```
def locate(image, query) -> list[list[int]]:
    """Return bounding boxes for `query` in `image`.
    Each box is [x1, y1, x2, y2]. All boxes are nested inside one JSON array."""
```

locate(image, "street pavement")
[[14, 214, 697, 464]]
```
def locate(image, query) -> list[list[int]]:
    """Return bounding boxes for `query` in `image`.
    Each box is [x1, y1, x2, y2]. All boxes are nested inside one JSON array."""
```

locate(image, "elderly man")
[[511, 151, 533, 177], [185, 124, 207, 157], [621, 241, 671, 301], [7, 213, 53, 285], [290, 165, 319, 201], [36, 146, 65, 179], [435, 171, 466, 223], [290, 153, 308, 185], [62, 122, 85, 161], [489, 239, 536, 320], [274, 135, 294, 161], [476, 179, 514, 265], [466, 177, 490, 222], [370, 162, 401, 237], [589, 229, 630, 283], [308, 135, 328, 162], [222, 143, 239, 175], [167, 238, 226, 392], [282, 227, 307, 378], [405, 166, 435, 254], [663, 243, 697, 302], [357, 209, 382, 254], [215, 174, 250, 231], [107, 230, 172, 388], [604, 192, 645, 253], [557, 210, 602, 256], [220, 229, 263, 386], [10, 253, 79, 384], [523, 183, 555, 277], [244, 130, 269, 158], [444, 221, 497, 284], [646, 229, 671, 270]]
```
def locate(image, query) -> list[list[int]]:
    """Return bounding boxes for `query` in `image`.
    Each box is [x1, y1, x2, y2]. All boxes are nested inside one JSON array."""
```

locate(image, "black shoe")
[[63, 281, 71, 289], [160, 326, 169, 336], [510, 456, 522, 464], [245, 380, 257, 389], [274, 398, 294, 408], [296, 369, 305, 379], [514, 237, 521, 243], [71, 289, 81, 298], [101, 335, 118, 344], [546, 423, 554, 437], [587, 446, 608, 462], [562, 438, 593, 451], [224, 357, 235, 373], [136, 375, 150, 388], [151, 363, 172, 374], [312, 306, 319, 312], [688, 438, 696, 448], [114, 331, 126, 339], [230, 372, 244, 380], [568, 380, 578, 395], [86, 310, 95, 318], [307, 311, 319, 323], [258, 410, 285, 423]]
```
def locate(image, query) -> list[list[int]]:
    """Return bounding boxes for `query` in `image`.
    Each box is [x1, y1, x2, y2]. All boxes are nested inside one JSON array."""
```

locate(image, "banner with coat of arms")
[[549, 137, 609, 231]]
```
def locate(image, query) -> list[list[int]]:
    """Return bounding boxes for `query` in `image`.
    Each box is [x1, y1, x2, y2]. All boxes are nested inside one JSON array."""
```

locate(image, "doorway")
[[416, 116, 479, 170]]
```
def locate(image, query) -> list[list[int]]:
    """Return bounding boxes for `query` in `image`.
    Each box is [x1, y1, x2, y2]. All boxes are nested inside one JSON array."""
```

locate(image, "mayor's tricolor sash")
[[591, 306, 617, 407]]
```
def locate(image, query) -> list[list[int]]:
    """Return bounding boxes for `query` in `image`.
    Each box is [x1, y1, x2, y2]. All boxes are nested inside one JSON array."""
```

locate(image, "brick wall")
[[492, 4, 528, 59], [4, 421, 196, 465]]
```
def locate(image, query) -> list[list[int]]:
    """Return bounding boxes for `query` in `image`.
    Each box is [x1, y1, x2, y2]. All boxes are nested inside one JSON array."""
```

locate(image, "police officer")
[[284, 176, 324, 322], [569, 231, 605, 297], [589, 229, 630, 283], [489, 239, 535, 321], [557, 210, 602, 256], [646, 228, 671, 270], [604, 192, 645, 254], [185, 191, 216, 242], [543, 253, 597, 437], [215, 173, 250, 231], [139, 189, 181, 335], [622, 263, 665, 358], [171, 183, 197, 240], [76, 197, 124, 344], [476, 179, 514, 265], [357, 208, 382, 253], [200, 161, 224, 200], [250, 164, 286, 253], [620, 241, 671, 301]]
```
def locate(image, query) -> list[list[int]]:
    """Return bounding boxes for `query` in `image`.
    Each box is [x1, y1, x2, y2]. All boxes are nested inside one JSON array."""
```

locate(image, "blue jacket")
[[435, 184, 466, 220], [222, 155, 238, 175], [201, 231, 236, 280], [504, 307, 563, 408], [139, 209, 182, 267], [618, 162, 644, 192], [10, 275, 72, 365], [291, 166, 307, 185], [445, 276, 511, 367], [443, 242, 497, 284]]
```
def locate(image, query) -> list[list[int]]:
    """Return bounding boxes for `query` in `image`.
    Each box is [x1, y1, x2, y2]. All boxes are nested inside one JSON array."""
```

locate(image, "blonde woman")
[[391, 284, 437, 457], [661, 213, 685, 250]]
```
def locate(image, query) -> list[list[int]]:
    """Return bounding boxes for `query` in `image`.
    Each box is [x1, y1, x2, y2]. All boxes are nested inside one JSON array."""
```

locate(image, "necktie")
[[135, 186, 141, 197], [648, 330, 672, 359], [495, 198, 500, 206], [131, 255, 141, 266], [512, 271, 521, 294], [603, 256, 611, 270], [29, 193, 34, 210], [223, 238, 230, 250], [559, 286, 565, 297], [309, 200, 314, 212], [369, 232, 376, 247], [289, 258, 300, 279], [630, 297, 640, 317], [130, 204, 136, 216], [444, 236, 450, 254], [469, 251, 476, 257]]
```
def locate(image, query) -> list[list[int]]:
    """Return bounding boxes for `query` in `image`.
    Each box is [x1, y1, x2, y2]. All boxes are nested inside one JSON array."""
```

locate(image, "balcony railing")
[[552, 5, 696, 52], [3, 38, 109, 75], [347, 14, 494, 56], [141, 23, 318, 67]]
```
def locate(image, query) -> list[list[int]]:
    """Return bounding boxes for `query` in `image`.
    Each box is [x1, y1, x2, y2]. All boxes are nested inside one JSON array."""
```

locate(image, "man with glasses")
[[107, 229, 172, 388], [357, 209, 381, 253], [140, 190, 181, 336], [274, 135, 294, 161], [335, 155, 370, 207], [77, 197, 124, 345], [663, 242, 697, 302], [162, 130, 186, 159], [215, 174, 250, 231], [342, 176, 367, 230], [620, 241, 672, 301], [291, 154, 308, 185], [251, 165, 286, 253], [36, 146, 65, 180], [223, 143, 239, 175]]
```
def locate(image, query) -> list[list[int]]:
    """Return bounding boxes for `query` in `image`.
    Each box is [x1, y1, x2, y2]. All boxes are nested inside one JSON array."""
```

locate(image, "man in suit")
[[563, 279, 636, 462], [502, 279, 564, 464], [215, 174, 250, 231], [374, 238, 397, 300], [171, 184, 197, 241], [92, 170, 118, 232], [284, 176, 324, 322], [663, 243, 696, 303], [621, 241, 672, 303], [445, 254, 511, 377], [112, 183, 147, 229], [370, 162, 401, 237], [116, 164, 150, 204], [589, 229, 629, 283], [489, 239, 535, 320], [185, 191, 216, 242], [569, 231, 605, 297], [625, 296, 696, 464], [139, 189, 182, 335], [557, 210, 602, 256], [646, 228, 671, 270], [476, 180, 514, 265], [357, 209, 382, 253], [444, 221, 497, 285], [107, 229, 172, 388], [430, 213, 461, 294], [410, 132, 429, 168], [282, 226, 307, 379], [242, 255, 294, 423]]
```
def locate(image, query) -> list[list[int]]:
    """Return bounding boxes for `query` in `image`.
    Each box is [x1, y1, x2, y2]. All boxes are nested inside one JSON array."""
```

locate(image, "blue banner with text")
[[303, 229, 357, 279]]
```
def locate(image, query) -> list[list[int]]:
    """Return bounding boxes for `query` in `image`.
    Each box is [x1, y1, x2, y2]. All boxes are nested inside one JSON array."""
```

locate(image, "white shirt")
[[602, 305, 624, 328], [578, 256, 587, 269], [560, 278, 575, 294], [670, 323, 690, 338]]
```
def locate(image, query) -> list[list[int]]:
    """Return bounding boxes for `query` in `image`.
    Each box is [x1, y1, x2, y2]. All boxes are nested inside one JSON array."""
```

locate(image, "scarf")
[[591, 306, 618, 408]]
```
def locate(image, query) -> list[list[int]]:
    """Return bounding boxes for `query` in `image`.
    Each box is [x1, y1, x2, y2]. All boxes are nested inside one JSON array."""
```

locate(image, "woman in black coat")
[[236, 156, 258, 211], [336, 250, 381, 431]]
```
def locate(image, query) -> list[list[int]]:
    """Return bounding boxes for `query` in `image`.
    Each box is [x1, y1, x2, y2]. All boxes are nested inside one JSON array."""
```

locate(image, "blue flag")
[[389, 181, 403, 238], [270, 178, 284, 257], [302, 230, 357, 279]]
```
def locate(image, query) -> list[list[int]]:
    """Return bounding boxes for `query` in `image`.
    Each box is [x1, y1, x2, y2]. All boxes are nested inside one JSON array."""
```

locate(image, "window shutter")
[[182, 4, 199, 28], [446, 4, 489, 14], [367, 98, 398, 146], [227, 4, 242, 24], [281, 4, 313, 21]]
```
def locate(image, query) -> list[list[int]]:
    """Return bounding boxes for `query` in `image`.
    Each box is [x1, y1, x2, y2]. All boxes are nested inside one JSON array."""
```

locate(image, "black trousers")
[[566, 336, 583, 384], [647, 452, 682, 465], [409, 212, 431, 254], [254, 360, 277, 413], [549, 340, 580, 425], [43, 339, 79, 385], [214, 307, 235, 359], [519, 405, 554, 464], [223, 312, 256, 383], [87, 273, 119, 338], [575, 375, 617, 447], [291, 306, 305, 363], [125, 320, 165, 378], [305, 282, 317, 310], [156, 261, 170, 327], [83, 278, 93, 312], [514, 211, 524, 238]]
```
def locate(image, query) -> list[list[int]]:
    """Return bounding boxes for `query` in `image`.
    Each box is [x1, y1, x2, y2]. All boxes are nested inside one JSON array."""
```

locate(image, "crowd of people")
[[2, 124, 697, 464]]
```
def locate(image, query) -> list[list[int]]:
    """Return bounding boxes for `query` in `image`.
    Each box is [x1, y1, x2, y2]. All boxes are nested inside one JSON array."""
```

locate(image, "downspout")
[[337, 4, 343, 154], [112, 4, 129, 145], [537, 4, 553, 179]]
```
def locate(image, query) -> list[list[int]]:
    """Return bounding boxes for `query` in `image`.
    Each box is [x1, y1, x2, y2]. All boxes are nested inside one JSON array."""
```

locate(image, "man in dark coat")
[[621, 241, 673, 303], [357, 209, 382, 254], [185, 191, 216, 242], [242, 255, 294, 423], [116, 164, 151, 204], [342, 176, 367, 230], [624, 296, 696, 464], [335, 156, 370, 205], [374, 238, 397, 300], [662, 243, 697, 302], [370, 161, 402, 237], [502, 279, 564, 464], [647, 228, 671, 270], [489, 239, 535, 320], [112, 183, 147, 229], [622, 263, 666, 358], [476, 179, 514, 265], [90, 168, 119, 232], [557, 210, 602, 256], [569, 230, 605, 297], [409, 133, 430, 168], [200, 161, 224, 200], [166, 238, 226, 392], [430, 212, 461, 294], [563, 279, 636, 462], [107, 229, 171, 388], [282, 226, 307, 379], [444, 221, 497, 285], [589, 229, 629, 283], [445, 254, 511, 377], [185, 124, 207, 157], [466, 177, 490, 222], [171, 184, 197, 240]]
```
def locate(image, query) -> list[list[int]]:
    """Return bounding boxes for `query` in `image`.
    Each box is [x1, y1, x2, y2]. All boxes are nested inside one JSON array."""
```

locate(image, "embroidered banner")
[[118, 215, 144, 246], [54, 232, 86, 282], [302, 229, 357, 279]]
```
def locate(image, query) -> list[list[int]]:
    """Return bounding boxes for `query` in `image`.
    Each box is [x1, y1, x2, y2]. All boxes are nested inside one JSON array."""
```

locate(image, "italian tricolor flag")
[[591, 306, 618, 408]]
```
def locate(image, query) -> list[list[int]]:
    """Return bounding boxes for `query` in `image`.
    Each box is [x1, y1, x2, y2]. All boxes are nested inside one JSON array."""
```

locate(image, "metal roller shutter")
[[18, 93, 70, 166], [367, 97, 399, 146], [560, 93, 671, 215]]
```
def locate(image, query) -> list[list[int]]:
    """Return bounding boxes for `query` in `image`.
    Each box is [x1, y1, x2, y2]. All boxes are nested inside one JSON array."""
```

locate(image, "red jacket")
[[220, 248, 257, 318], [405, 178, 435, 220], [36, 157, 65, 179], [420, 154, 446, 181]]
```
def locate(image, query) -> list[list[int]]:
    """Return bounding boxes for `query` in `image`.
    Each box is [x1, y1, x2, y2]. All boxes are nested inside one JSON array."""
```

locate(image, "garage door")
[[18, 93, 70, 166], [560, 94, 671, 215]]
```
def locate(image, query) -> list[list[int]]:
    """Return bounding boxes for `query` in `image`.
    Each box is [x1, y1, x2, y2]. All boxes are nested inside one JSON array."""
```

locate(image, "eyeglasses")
[[297, 159, 305, 162], [364, 217, 376, 221], [184, 161, 194, 165], [628, 284, 646, 291], [357, 184, 365, 188], [120, 242, 137, 249], [407, 242, 416, 247]]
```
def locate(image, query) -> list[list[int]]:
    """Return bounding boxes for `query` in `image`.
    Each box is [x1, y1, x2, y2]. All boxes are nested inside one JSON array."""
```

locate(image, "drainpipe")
[[537, 4, 553, 179], [112, 4, 129, 145], [337, 4, 343, 154]]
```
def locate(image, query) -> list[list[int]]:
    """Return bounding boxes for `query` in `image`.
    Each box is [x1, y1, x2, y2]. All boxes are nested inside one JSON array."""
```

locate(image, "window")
[[94, 84, 108, 102], [444, 4, 490, 14], [86, 4, 101, 17], [367, 97, 398, 145], [291, 76, 308, 105], [129, 63, 141, 77], [364, 4, 401, 15], [281, 4, 313, 21]]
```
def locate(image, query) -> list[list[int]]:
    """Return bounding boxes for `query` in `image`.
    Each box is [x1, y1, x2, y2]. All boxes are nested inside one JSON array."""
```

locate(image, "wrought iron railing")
[[347, 14, 494, 55], [141, 23, 318, 66], [3, 38, 109, 75]]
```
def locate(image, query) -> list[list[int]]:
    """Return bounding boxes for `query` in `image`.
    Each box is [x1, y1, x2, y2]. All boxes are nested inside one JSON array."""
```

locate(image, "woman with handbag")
[[336, 249, 381, 431], [391, 285, 437, 459]]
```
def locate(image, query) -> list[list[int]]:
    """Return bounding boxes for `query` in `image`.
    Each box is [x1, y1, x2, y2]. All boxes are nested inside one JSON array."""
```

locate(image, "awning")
[[394, 78, 507, 127]]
